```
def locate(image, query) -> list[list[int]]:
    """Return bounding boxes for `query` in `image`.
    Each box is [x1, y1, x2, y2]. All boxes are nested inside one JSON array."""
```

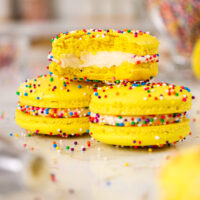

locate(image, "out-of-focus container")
[[146, 0, 200, 69]]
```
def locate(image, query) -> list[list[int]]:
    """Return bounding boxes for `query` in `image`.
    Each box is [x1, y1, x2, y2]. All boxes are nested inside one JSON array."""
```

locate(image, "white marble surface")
[[0, 71, 200, 200]]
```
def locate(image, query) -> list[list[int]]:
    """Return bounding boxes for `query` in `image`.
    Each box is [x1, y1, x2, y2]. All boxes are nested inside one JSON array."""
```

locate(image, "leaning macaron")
[[159, 146, 200, 200], [48, 29, 159, 82], [15, 74, 94, 136], [89, 82, 193, 147]]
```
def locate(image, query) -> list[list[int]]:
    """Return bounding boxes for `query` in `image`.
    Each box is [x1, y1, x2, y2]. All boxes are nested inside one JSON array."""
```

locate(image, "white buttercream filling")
[[48, 51, 159, 68]]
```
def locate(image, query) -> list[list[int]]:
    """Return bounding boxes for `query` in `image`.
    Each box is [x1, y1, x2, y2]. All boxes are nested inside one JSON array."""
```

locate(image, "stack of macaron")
[[16, 29, 193, 146], [15, 74, 96, 136]]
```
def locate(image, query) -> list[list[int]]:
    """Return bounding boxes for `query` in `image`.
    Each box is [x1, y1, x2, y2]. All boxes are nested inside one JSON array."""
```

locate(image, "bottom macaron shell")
[[15, 110, 89, 136], [49, 61, 158, 81], [89, 118, 190, 146]]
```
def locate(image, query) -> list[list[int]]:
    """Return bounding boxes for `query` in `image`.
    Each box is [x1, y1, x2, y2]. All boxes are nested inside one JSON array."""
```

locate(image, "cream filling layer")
[[89, 112, 186, 127], [48, 51, 159, 68], [17, 104, 89, 118]]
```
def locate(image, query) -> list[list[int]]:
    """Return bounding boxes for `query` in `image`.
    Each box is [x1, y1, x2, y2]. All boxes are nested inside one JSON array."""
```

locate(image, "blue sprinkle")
[[49, 72, 53, 75], [184, 87, 191, 92], [53, 144, 57, 148], [94, 92, 98, 96], [141, 82, 146, 85], [88, 112, 91, 116], [78, 85, 82, 88], [50, 56, 53, 59], [69, 112, 73, 116], [74, 78, 77, 80], [106, 180, 111, 186], [45, 108, 49, 114], [24, 93, 28, 96], [34, 79, 37, 82], [157, 54, 159, 56], [119, 123, 124, 126], [87, 32, 91, 35], [36, 97, 40, 100], [25, 84, 28, 87], [132, 83, 138, 87], [86, 129, 89, 133], [10, 133, 13, 136], [138, 118, 141, 122]]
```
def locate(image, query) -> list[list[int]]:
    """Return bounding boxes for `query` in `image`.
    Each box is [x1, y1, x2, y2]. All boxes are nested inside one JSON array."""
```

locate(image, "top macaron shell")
[[51, 29, 159, 58], [90, 82, 192, 115], [17, 74, 93, 108]]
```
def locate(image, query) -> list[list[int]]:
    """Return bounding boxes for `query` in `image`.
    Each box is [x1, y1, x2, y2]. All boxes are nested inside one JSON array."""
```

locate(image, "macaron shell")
[[15, 110, 89, 136], [160, 146, 200, 200], [192, 39, 200, 80], [17, 74, 93, 108], [49, 61, 158, 82], [89, 118, 190, 146], [52, 29, 159, 58], [90, 83, 192, 115]]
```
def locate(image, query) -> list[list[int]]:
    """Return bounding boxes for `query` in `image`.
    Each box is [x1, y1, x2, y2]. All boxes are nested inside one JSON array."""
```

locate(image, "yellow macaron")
[[48, 29, 159, 82], [15, 74, 95, 136], [89, 82, 193, 147], [160, 146, 200, 200], [192, 39, 200, 80]]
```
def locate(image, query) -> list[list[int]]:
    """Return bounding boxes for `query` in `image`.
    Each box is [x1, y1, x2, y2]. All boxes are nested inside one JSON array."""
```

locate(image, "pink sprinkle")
[[182, 98, 187, 102]]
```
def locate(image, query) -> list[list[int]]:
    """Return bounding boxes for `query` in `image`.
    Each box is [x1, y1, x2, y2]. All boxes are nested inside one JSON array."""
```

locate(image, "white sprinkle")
[[155, 136, 160, 140]]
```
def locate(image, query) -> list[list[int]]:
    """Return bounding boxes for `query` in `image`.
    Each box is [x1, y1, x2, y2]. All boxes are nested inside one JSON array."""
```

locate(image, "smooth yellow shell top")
[[17, 74, 94, 108], [51, 29, 159, 60], [160, 146, 200, 200], [90, 82, 192, 115]]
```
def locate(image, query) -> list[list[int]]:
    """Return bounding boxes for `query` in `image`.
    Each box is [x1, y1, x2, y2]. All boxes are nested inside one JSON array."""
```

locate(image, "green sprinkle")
[[16, 91, 20, 96], [28, 134, 31, 137], [147, 90, 150, 93], [143, 121, 146, 124], [160, 119, 164, 123], [118, 116, 122, 119], [50, 77, 54, 82], [66, 146, 70, 150], [56, 36, 59, 39], [131, 122, 135, 125], [115, 123, 119, 126], [115, 80, 120, 84], [175, 93, 179, 96], [28, 85, 31, 88], [80, 78, 84, 80], [51, 38, 54, 42], [127, 30, 131, 33], [150, 118, 153, 122]]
